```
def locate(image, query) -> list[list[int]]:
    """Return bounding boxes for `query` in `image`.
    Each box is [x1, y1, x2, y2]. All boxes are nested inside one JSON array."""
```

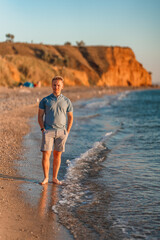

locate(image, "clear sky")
[[0, 0, 160, 84]]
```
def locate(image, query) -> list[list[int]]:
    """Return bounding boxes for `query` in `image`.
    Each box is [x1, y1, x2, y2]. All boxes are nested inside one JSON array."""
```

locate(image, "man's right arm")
[[38, 108, 45, 131]]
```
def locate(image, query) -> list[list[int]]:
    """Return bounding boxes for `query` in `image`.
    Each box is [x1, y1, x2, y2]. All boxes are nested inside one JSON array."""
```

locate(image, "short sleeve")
[[67, 99, 73, 112], [39, 98, 45, 110]]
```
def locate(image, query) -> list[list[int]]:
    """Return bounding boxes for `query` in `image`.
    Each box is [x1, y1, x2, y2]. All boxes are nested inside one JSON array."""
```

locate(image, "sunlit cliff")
[[0, 42, 152, 87]]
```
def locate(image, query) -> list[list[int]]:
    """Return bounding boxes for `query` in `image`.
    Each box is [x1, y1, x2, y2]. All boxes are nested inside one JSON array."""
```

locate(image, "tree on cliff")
[[6, 33, 15, 42], [64, 41, 72, 46], [76, 40, 85, 47]]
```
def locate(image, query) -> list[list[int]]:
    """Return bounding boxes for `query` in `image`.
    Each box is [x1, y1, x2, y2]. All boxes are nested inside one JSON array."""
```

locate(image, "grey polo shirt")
[[39, 93, 73, 130]]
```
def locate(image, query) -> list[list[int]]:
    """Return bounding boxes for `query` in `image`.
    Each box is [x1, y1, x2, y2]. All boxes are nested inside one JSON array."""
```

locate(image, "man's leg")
[[52, 150, 62, 185], [41, 151, 51, 185]]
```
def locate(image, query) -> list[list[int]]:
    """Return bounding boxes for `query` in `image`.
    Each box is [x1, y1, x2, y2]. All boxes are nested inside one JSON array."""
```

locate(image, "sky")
[[0, 0, 160, 84]]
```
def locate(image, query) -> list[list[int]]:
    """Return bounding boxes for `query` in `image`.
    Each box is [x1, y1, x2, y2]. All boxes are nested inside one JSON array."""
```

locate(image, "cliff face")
[[96, 47, 151, 87], [0, 42, 152, 87]]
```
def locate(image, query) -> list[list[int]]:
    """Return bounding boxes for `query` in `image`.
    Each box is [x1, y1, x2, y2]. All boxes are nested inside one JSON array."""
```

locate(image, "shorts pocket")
[[64, 129, 68, 136]]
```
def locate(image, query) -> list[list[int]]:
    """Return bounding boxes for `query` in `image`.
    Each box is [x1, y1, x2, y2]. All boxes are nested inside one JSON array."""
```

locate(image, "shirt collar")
[[51, 93, 62, 99]]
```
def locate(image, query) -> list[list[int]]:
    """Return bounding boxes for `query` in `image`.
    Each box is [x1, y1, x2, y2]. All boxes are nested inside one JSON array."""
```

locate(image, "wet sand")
[[0, 85, 150, 240]]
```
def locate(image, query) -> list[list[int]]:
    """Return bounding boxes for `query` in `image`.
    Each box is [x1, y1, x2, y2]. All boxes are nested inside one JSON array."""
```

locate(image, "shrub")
[[64, 41, 72, 46], [6, 33, 15, 42]]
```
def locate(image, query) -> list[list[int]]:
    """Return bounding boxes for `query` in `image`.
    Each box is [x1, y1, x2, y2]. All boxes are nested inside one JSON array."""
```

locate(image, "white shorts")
[[41, 129, 68, 152]]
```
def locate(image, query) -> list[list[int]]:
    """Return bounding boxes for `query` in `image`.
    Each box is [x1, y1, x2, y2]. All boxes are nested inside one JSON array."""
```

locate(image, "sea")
[[18, 89, 160, 240]]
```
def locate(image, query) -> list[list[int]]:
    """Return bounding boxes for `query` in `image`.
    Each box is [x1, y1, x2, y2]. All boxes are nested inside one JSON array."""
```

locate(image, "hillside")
[[0, 42, 152, 87]]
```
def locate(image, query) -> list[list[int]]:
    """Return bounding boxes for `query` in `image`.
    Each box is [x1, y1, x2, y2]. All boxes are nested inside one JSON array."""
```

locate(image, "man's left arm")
[[67, 112, 73, 134]]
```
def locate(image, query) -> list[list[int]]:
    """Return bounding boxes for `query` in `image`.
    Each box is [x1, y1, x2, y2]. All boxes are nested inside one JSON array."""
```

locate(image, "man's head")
[[52, 76, 64, 97]]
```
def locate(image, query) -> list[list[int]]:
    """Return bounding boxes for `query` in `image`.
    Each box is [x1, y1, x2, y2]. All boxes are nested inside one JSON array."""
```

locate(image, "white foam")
[[52, 205, 58, 214], [105, 131, 113, 136], [59, 199, 68, 205], [84, 100, 109, 109], [66, 159, 71, 166], [117, 91, 130, 101], [65, 136, 110, 188], [100, 131, 113, 142], [66, 131, 113, 173], [55, 132, 114, 214], [76, 113, 100, 120]]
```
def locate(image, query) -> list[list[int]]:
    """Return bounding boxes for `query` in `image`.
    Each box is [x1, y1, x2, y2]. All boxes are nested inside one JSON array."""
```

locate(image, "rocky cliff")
[[0, 42, 152, 87]]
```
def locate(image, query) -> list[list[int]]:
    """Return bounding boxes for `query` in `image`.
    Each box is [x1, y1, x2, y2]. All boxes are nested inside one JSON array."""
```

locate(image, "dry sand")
[[0, 85, 138, 240]]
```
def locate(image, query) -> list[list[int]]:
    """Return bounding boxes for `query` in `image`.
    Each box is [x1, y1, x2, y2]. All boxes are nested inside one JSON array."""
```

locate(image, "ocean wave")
[[75, 113, 101, 120], [83, 99, 110, 109], [52, 130, 126, 239], [52, 131, 113, 212], [74, 91, 130, 111], [117, 91, 130, 101]]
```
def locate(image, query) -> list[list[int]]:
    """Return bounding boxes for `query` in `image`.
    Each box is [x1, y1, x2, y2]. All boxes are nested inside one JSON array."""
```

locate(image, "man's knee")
[[43, 151, 51, 159], [53, 150, 62, 158]]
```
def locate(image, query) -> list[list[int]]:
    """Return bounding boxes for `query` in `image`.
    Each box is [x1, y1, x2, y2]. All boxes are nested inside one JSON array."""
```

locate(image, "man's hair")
[[52, 76, 64, 83]]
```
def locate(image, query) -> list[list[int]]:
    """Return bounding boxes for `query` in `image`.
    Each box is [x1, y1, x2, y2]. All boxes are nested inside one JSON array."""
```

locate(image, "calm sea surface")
[[18, 89, 160, 240]]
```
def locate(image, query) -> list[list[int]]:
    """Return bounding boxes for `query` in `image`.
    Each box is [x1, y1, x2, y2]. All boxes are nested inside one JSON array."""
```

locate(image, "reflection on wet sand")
[[38, 183, 58, 218], [36, 183, 73, 239]]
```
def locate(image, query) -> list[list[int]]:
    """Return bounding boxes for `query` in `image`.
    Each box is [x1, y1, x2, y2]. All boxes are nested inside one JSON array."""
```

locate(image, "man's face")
[[52, 80, 63, 96]]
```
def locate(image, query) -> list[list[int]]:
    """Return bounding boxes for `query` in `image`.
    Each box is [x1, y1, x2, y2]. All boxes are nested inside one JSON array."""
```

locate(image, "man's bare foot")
[[40, 178, 49, 185], [52, 178, 62, 185]]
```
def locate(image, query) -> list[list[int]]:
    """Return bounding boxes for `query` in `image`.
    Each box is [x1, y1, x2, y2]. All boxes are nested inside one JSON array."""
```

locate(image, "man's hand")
[[67, 112, 73, 134], [41, 128, 45, 133], [38, 108, 45, 130]]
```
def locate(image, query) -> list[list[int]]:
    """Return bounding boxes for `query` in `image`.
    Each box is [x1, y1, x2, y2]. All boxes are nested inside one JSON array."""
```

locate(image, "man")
[[38, 76, 73, 185]]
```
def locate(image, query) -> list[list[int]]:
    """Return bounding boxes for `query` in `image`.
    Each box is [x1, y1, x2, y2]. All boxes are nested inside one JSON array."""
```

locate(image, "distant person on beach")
[[38, 76, 73, 185]]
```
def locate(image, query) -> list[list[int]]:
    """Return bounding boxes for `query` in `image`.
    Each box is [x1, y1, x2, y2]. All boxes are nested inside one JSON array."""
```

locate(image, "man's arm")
[[67, 112, 73, 134], [38, 108, 45, 130]]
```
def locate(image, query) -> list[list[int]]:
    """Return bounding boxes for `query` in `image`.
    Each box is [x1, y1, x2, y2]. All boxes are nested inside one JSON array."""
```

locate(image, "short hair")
[[52, 76, 64, 83]]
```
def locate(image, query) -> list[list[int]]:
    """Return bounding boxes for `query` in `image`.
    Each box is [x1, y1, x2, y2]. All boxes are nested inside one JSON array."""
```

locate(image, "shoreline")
[[0, 85, 156, 239]]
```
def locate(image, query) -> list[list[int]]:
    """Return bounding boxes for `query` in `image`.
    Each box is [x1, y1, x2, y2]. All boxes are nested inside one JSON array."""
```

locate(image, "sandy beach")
[[0, 85, 155, 240], [0, 85, 125, 240]]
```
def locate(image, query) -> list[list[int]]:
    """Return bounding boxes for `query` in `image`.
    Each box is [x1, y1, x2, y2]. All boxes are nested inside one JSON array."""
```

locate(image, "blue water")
[[19, 89, 160, 240]]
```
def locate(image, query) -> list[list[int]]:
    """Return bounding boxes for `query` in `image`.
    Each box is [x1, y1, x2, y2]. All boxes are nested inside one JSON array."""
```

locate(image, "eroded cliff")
[[0, 42, 152, 87]]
